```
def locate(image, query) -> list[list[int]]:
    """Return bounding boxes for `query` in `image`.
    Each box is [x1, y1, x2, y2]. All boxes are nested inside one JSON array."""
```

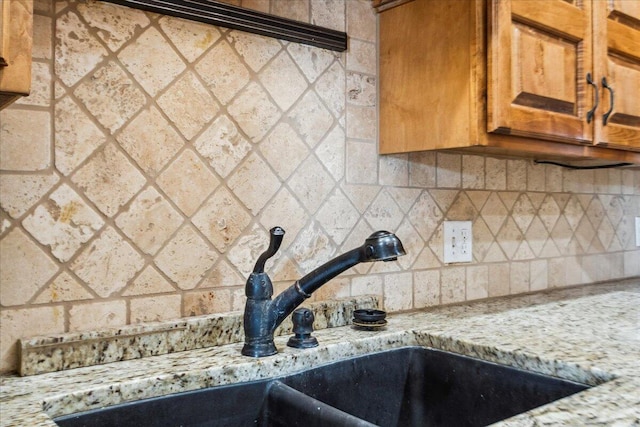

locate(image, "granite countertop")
[[1, 279, 639, 426]]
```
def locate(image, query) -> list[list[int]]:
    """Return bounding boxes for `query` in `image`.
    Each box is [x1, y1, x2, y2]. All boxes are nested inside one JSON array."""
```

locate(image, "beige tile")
[[23, 184, 104, 262], [184, 289, 232, 316], [157, 72, 218, 140], [130, 295, 182, 323], [1, 306, 65, 373], [202, 259, 245, 288], [192, 186, 251, 253], [379, 154, 409, 187], [259, 51, 308, 111], [118, 27, 185, 96], [78, 1, 150, 52], [71, 227, 144, 297], [351, 275, 383, 296], [0, 229, 58, 306], [289, 155, 336, 214], [364, 190, 404, 231], [69, 301, 127, 332], [196, 41, 250, 105], [408, 191, 443, 242], [347, 0, 376, 42], [229, 29, 281, 72], [0, 174, 59, 219], [71, 143, 146, 217], [383, 272, 412, 311], [154, 225, 217, 290], [466, 265, 488, 300], [259, 188, 308, 242], [159, 17, 220, 63], [441, 267, 465, 304], [55, 10, 108, 87], [0, 109, 51, 171], [16, 61, 51, 107], [409, 152, 436, 188], [314, 61, 346, 118], [506, 159, 526, 191], [485, 157, 506, 190], [260, 123, 309, 180], [347, 39, 376, 75], [316, 189, 360, 245], [346, 140, 377, 184], [228, 152, 281, 215], [74, 61, 146, 134], [55, 95, 106, 175], [311, 0, 345, 31], [488, 263, 510, 297], [122, 266, 176, 296], [194, 115, 251, 179], [288, 43, 337, 83], [34, 272, 93, 303], [290, 222, 336, 273], [346, 105, 376, 140], [346, 72, 376, 107], [227, 82, 282, 142], [272, 0, 309, 21], [510, 261, 530, 294], [526, 162, 545, 192], [157, 149, 219, 217], [288, 91, 335, 148], [462, 155, 485, 189], [316, 125, 346, 181], [413, 270, 440, 308], [436, 153, 461, 188], [115, 186, 183, 255], [530, 259, 548, 291]]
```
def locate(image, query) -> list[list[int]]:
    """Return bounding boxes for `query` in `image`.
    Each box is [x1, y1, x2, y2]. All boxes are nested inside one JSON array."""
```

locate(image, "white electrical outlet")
[[636, 216, 640, 247], [443, 221, 473, 263]]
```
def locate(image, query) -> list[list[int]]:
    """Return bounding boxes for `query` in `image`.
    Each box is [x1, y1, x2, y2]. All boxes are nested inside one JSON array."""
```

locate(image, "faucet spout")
[[242, 228, 405, 358]]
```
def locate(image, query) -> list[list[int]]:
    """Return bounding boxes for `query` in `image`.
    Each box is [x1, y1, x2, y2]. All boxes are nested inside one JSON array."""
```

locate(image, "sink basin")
[[54, 346, 589, 427]]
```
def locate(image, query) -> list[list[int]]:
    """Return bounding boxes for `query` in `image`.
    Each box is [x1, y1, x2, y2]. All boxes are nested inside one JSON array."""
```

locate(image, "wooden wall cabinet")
[[379, 0, 640, 165], [0, 0, 33, 110]]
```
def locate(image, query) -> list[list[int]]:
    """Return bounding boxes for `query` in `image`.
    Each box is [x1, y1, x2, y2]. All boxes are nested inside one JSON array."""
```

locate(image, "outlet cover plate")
[[444, 221, 472, 263]]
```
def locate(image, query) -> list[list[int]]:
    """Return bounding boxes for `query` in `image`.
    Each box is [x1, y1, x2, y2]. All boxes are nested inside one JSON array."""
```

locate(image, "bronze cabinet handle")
[[602, 76, 614, 126], [586, 73, 599, 124]]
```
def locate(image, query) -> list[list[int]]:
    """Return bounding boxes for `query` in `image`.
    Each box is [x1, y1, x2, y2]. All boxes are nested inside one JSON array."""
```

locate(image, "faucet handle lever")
[[253, 226, 286, 273]]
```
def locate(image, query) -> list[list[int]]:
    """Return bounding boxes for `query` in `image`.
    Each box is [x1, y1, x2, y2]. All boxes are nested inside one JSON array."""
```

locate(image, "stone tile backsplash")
[[0, 0, 639, 373]]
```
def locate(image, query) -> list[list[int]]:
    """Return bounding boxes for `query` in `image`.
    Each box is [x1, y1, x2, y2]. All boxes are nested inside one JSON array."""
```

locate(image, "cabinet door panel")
[[595, 1, 640, 150], [488, 0, 593, 143]]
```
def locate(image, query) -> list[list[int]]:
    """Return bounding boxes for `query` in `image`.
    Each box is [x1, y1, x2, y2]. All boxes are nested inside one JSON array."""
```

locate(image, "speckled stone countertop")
[[2, 279, 639, 426]]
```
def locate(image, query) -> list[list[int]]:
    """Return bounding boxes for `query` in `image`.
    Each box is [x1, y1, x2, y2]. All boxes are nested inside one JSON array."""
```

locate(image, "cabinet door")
[[488, 0, 593, 144], [593, 0, 640, 151]]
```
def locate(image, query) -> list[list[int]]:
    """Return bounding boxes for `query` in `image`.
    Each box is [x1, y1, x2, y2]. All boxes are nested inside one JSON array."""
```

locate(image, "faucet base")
[[241, 340, 278, 358]]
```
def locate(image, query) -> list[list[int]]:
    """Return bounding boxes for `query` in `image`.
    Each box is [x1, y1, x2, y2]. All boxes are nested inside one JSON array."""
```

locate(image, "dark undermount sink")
[[54, 346, 589, 427]]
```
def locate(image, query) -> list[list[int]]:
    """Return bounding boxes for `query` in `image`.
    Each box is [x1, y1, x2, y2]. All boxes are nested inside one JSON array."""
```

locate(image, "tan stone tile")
[[526, 162, 545, 192], [466, 265, 488, 300], [192, 186, 251, 253], [446, 192, 477, 220], [1, 306, 65, 373], [409, 152, 436, 188], [259, 51, 308, 111], [69, 301, 127, 332], [441, 266, 465, 304], [22, 184, 104, 262], [506, 159, 526, 191], [228, 152, 281, 215], [34, 272, 93, 303], [351, 275, 383, 296], [512, 194, 535, 233], [115, 186, 183, 255], [379, 154, 409, 187], [525, 217, 549, 257], [289, 155, 335, 214], [480, 192, 508, 236], [288, 91, 334, 147], [157, 149, 219, 217], [413, 270, 439, 308], [228, 82, 282, 142], [227, 224, 274, 277], [288, 43, 337, 83], [0, 229, 59, 306], [15, 61, 51, 107], [496, 218, 523, 260], [202, 259, 244, 288], [130, 295, 182, 323], [345, 140, 377, 184], [462, 155, 485, 189], [472, 218, 493, 262], [195, 115, 251, 179], [485, 157, 506, 190], [316, 189, 360, 245], [122, 266, 176, 296], [313, 277, 351, 302], [157, 72, 218, 140], [394, 219, 422, 270], [364, 189, 404, 231], [196, 41, 250, 105], [347, 0, 376, 42], [71, 143, 146, 217], [530, 259, 548, 291], [55, 10, 108, 87], [184, 289, 232, 316], [259, 188, 309, 243], [488, 263, 510, 296], [510, 261, 530, 294], [0, 108, 51, 171], [290, 221, 336, 273], [154, 225, 217, 290], [0, 174, 59, 219], [159, 16, 220, 63], [78, 1, 150, 52], [383, 272, 412, 311], [315, 61, 346, 118], [346, 71, 376, 107], [74, 61, 146, 134], [55, 95, 106, 175], [260, 123, 309, 180], [538, 195, 561, 232], [311, 0, 345, 31], [316, 125, 345, 181], [545, 163, 563, 192], [347, 39, 375, 75], [272, 0, 309, 21], [436, 153, 461, 188], [346, 105, 375, 140], [408, 191, 443, 242], [118, 27, 185, 96], [71, 227, 144, 297]]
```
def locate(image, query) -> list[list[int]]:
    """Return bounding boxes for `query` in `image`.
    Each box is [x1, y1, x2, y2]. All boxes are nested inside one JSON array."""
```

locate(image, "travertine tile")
[[78, 1, 150, 52], [347, 39, 376, 75], [441, 266, 465, 304], [130, 295, 182, 323], [512, 194, 535, 233], [156, 72, 218, 140], [288, 91, 335, 147], [0, 109, 51, 171], [346, 105, 375, 140], [0, 229, 59, 306], [115, 186, 183, 255], [383, 272, 412, 311], [436, 153, 461, 188], [413, 270, 439, 308], [462, 155, 485, 189], [122, 266, 176, 296], [288, 155, 336, 214], [271, 0, 309, 21], [315, 61, 346, 118], [379, 154, 409, 187], [351, 275, 383, 296], [485, 157, 506, 190], [202, 259, 244, 288], [22, 184, 104, 262], [510, 261, 530, 294], [311, 0, 345, 31], [507, 159, 527, 191], [488, 263, 510, 296], [228, 152, 281, 215], [409, 152, 437, 188], [33, 272, 93, 303], [69, 300, 127, 332], [228, 82, 282, 142], [192, 186, 251, 253], [196, 41, 250, 105], [260, 123, 309, 180], [16, 61, 51, 107], [345, 140, 377, 184], [258, 188, 308, 243], [159, 16, 220, 63], [259, 51, 307, 111], [71, 143, 146, 217], [118, 27, 186, 96], [347, 0, 376, 42], [0, 174, 59, 219], [316, 188, 359, 245], [55, 10, 108, 87], [157, 149, 219, 217], [288, 43, 336, 83], [184, 289, 232, 316], [71, 227, 144, 297], [316, 125, 345, 181], [55, 96, 106, 175], [291, 222, 336, 272], [154, 225, 217, 290], [364, 190, 404, 231], [466, 265, 488, 300], [194, 115, 251, 178], [74, 61, 146, 134]]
